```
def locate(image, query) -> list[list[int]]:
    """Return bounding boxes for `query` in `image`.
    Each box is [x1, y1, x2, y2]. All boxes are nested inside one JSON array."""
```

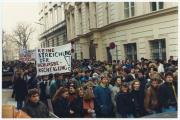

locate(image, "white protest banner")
[[36, 43, 71, 76]]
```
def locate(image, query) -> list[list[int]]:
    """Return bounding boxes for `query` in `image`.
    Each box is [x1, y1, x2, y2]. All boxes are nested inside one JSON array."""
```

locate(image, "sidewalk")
[[2, 89, 16, 106]]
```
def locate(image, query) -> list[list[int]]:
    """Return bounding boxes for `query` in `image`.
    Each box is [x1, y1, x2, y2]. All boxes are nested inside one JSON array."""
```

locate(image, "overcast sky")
[[2, 1, 40, 49]]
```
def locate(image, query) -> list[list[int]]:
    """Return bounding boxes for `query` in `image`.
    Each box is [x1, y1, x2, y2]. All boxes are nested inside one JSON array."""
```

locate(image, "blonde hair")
[[131, 79, 140, 90]]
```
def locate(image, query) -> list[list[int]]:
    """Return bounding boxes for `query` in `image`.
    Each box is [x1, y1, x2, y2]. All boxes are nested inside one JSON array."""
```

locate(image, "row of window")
[[39, 4, 64, 32], [41, 37, 59, 48], [123, 39, 166, 61], [125, 2, 164, 18], [67, 2, 164, 39]]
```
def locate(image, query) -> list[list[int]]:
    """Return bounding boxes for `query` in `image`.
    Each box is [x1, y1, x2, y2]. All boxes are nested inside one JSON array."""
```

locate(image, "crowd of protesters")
[[3, 56, 178, 118]]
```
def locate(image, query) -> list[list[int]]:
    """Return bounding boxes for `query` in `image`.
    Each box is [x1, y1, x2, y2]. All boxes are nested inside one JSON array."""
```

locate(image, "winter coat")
[[115, 92, 133, 117], [13, 77, 28, 101], [39, 81, 50, 101], [22, 101, 49, 118], [158, 82, 177, 109], [27, 76, 37, 89], [68, 94, 80, 118], [131, 89, 145, 117], [53, 97, 70, 118], [83, 99, 94, 118], [94, 85, 114, 117], [144, 86, 160, 113], [76, 96, 84, 117]]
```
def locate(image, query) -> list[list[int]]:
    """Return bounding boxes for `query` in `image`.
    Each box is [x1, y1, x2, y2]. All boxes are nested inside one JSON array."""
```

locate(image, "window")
[[105, 2, 109, 24], [94, 2, 97, 27], [149, 39, 166, 60], [46, 39, 49, 47], [78, 8, 83, 34], [124, 43, 137, 61], [67, 16, 71, 39], [43, 41, 45, 48], [124, 2, 134, 18], [150, 2, 164, 11], [85, 3, 90, 29], [72, 13, 75, 36], [56, 37, 59, 46], [54, 6, 58, 25], [52, 39, 54, 47], [50, 9, 53, 27], [45, 13, 48, 30]]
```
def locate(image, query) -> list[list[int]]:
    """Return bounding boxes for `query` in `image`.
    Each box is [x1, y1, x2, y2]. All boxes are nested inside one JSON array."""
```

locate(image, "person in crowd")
[[26, 71, 37, 90], [156, 59, 165, 75], [48, 74, 54, 85], [80, 71, 89, 84], [158, 72, 177, 112], [124, 59, 133, 70], [22, 88, 49, 118], [168, 56, 174, 64], [39, 75, 51, 107], [144, 78, 161, 114], [71, 71, 82, 87], [50, 73, 60, 98], [52, 87, 70, 118], [136, 69, 148, 92], [131, 80, 145, 117], [67, 82, 79, 117], [13, 68, 28, 109], [76, 87, 84, 117], [94, 74, 114, 118], [115, 83, 133, 118], [129, 67, 136, 79], [111, 76, 123, 114], [83, 81, 96, 118]]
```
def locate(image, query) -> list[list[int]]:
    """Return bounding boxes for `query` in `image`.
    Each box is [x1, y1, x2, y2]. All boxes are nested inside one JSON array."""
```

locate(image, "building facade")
[[39, 2, 67, 48], [64, 2, 178, 61]]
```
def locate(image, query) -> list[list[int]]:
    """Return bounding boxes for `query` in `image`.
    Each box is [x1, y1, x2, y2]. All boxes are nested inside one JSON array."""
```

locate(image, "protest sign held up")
[[36, 43, 71, 76]]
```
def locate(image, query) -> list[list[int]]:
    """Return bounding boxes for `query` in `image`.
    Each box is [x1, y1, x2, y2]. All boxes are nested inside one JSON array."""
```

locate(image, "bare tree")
[[13, 23, 35, 50]]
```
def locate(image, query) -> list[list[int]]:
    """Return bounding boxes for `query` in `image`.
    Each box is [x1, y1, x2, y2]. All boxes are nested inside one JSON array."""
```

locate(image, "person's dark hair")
[[52, 87, 69, 102], [116, 76, 123, 81], [120, 82, 129, 92], [138, 69, 144, 75], [48, 73, 53, 80], [165, 71, 173, 78], [54, 73, 59, 79], [27, 88, 40, 98]]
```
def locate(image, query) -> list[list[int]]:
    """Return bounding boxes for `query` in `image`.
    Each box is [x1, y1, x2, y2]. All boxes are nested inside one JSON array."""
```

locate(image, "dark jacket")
[[22, 101, 49, 118], [39, 81, 50, 100], [158, 82, 177, 109], [115, 92, 133, 117], [75, 96, 84, 117], [131, 89, 145, 117], [13, 77, 28, 101], [68, 94, 80, 118], [94, 85, 113, 117], [27, 76, 37, 89], [53, 97, 70, 118]]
